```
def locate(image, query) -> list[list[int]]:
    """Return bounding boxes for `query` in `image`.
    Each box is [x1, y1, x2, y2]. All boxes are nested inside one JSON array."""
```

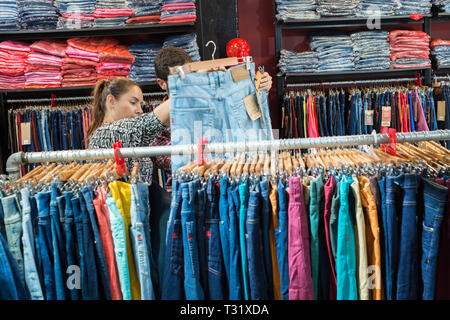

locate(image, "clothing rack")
[[5, 91, 166, 104], [285, 77, 421, 88], [6, 130, 450, 181]]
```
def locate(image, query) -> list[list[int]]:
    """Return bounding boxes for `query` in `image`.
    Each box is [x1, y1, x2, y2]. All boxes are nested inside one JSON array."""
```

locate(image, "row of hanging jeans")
[[0, 177, 172, 300], [7, 105, 93, 175], [281, 85, 447, 140], [162, 165, 450, 300]]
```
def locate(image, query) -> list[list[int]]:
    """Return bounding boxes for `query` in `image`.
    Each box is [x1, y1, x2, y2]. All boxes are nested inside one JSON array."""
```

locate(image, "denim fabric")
[[275, 0, 319, 21], [260, 178, 274, 299], [0, 0, 19, 30], [81, 186, 111, 300], [20, 188, 44, 300], [196, 184, 208, 296], [0, 198, 6, 240], [310, 32, 354, 72], [239, 180, 250, 300], [0, 232, 28, 299], [395, 174, 419, 300], [130, 183, 155, 300], [218, 177, 231, 290], [336, 177, 358, 300], [64, 191, 81, 300], [276, 179, 289, 300], [106, 195, 132, 300], [71, 196, 87, 299], [78, 191, 100, 300], [351, 30, 390, 71], [128, 40, 162, 83], [317, 0, 359, 17], [29, 195, 44, 293], [421, 178, 448, 300], [384, 176, 401, 300], [395, 0, 432, 14], [206, 179, 226, 300], [161, 182, 184, 300], [50, 183, 68, 300], [278, 50, 319, 73], [37, 191, 56, 300], [246, 183, 269, 300], [434, 45, 450, 68], [163, 33, 200, 62], [180, 179, 204, 300], [330, 181, 340, 267], [168, 61, 273, 172], [1, 194, 25, 285], [228, 181, 242, 300]]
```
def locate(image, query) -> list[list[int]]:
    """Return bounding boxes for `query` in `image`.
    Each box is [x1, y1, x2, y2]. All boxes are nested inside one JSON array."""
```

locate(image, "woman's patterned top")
[[88, 112, 168, 184]]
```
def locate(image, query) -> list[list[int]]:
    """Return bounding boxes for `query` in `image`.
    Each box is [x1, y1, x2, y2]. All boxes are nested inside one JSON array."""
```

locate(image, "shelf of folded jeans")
[[433, 67, 450, 75], [282, 68, 431, 81], [0, 81, 159, 95], [0, 23, 195, 40], [279, 15, 432, 29]]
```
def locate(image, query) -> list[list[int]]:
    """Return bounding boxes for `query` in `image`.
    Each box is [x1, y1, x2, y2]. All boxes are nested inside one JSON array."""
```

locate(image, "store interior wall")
[[238, 0, 450, 131]]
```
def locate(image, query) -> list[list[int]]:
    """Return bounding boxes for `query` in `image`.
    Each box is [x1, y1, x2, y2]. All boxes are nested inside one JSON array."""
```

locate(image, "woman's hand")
[[259, 72, 272, 93]]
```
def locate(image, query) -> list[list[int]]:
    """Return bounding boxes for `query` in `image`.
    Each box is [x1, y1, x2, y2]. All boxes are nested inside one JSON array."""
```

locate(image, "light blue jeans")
[[106, 195, 132, 300], [130, 183, 156, 300], [20, 188, 44, 300], [168, 62, 273, 172]]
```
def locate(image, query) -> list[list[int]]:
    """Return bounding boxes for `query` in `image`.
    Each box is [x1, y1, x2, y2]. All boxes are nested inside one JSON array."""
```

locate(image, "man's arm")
[[153, 98, 171, 126]]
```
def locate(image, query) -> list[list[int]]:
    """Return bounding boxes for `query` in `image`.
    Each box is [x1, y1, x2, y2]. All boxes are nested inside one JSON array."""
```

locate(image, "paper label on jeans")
[[438, 101, 446, 121], [21, 122, 31, 146], [243, 93, 261, 121], [381, 106, 391, 127], [230, 66, 250, 83], [365, 110, 374, 126]]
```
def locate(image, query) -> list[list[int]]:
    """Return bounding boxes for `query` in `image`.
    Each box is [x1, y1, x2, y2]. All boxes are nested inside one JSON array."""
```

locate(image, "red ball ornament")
[[226, 38, 250, 58]]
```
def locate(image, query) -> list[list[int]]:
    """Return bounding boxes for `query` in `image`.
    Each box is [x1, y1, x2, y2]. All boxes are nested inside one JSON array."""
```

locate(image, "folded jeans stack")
[[356, 0, 400, 17], [160, 0, 196, 24], [275, 0, 320, 21], [0, 0, 20, 30], [310, 32, 354, 72], [25, 40, 67, 88], [97, 45, 134, 81], [389, 30, 431, 69], [18, 0, 58, 30], [431, 39, 450, 69], [55, 0, 96, 29], [127, 0, 162, 24], [351, 30, 391, 70], [93, 8, 133, 27], [0, 41, 29, 89], [395, 0, 432, 15], [278, 49, 319, 74], [317, 0, 360, 17], [433, 0, 450, 12], [163, 33, 201, 62], [128, 40, 163, 82], [63, 37, 116, 87]]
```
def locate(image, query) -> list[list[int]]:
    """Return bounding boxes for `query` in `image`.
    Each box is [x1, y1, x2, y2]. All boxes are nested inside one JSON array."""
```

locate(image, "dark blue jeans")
[[260, 178, 274, 299], [395, 174, 419, 300], [161, 181, 184, 300], [0, 232, 28, 300], [228, 181, 242, 300], [180, 180, 204, 300], [205, 179, 226, 300], [50, 183, 68, 300], [276, 179, 289, 300], [246, 183, 269, 300], [0, 201, 6, 240], [421, 178, 449, 300], [81, 186, 112, 300], [196, 185, 208, 296], [384, 176, 400, 300], [64, 192, 81, 300], [37, 191, 56, 300], [30, 195, 44, 289]]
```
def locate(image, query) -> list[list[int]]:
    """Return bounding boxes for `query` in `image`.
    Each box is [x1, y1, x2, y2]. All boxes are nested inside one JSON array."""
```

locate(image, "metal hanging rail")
[[285, 77, 421, 88], [6, 91, 166, 104], [6, 130, 450, 181]]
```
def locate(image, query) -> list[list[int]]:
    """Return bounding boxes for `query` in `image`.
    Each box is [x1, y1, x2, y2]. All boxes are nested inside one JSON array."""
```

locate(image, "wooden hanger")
[[249, 154, 259, 175], [283, 152, 293, 175], [235, 154, 247, 177], [243, 155, 252, 177], [255, 153, 265, 176], [229, 155, 240, 178], [131, 162, 139, 181]]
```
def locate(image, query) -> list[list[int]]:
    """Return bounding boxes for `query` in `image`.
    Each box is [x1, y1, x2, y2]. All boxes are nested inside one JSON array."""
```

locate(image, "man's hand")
[[259, 72, 272, 93]]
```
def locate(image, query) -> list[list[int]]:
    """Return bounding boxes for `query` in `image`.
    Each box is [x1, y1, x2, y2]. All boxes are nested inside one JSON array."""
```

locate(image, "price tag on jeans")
[[381, 106, 391, 127], [21, 122, 31, 146], [438, 101, 446, 121], [365, 110, 374, 126]]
